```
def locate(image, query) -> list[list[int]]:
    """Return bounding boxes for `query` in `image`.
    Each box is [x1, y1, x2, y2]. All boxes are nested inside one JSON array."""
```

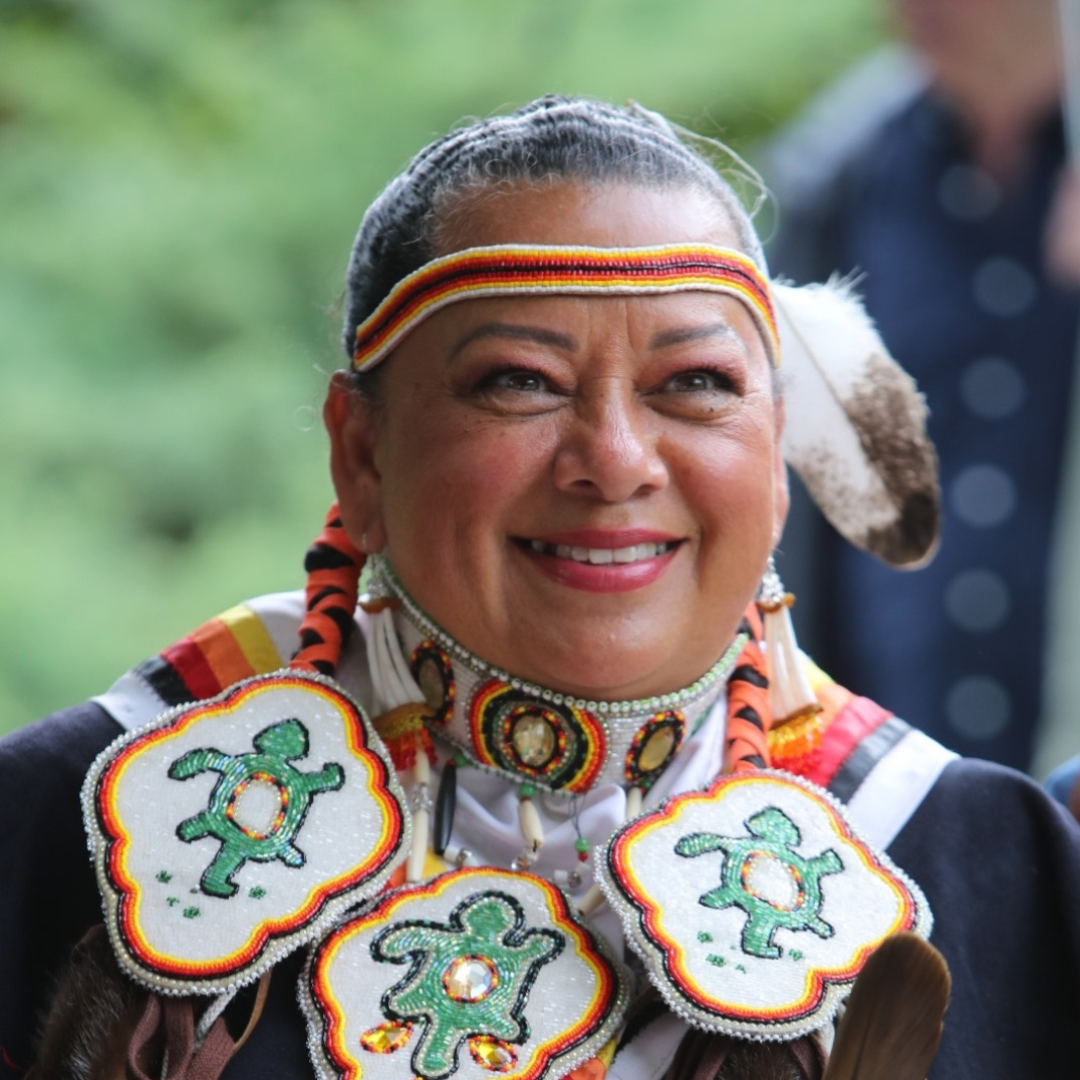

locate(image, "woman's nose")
[[552, 380, 669, 502]]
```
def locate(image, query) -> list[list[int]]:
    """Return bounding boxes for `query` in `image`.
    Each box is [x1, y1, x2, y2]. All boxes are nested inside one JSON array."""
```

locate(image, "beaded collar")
[[366, 555, 747, 795]]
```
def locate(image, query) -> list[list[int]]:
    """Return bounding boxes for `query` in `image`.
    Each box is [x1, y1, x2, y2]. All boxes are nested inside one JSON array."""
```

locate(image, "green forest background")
[[1, 0, 888, 732]]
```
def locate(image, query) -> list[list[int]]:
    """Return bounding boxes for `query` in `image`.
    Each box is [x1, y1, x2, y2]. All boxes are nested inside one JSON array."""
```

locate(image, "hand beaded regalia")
[[83, 242, 939, 1079]]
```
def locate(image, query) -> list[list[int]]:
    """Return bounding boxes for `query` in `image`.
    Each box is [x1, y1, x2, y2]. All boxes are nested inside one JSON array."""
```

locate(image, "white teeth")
[[528, 540, 671, 563]]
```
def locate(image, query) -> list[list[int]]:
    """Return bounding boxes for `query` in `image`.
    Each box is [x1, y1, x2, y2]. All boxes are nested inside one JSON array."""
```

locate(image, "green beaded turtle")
[[168, 718, 344, 898], [674, 806, 842, 960], [372, 891, 563, 1080]]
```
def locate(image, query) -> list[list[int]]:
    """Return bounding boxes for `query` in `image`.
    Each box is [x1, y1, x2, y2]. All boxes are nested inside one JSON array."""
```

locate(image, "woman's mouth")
[[515, 534, 681, 592], [525, 539, 677, 565]]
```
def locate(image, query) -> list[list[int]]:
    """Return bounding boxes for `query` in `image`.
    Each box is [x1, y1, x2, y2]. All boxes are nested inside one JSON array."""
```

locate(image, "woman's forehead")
[[433, 181, 745, 257], [435, 289, 761, 348]]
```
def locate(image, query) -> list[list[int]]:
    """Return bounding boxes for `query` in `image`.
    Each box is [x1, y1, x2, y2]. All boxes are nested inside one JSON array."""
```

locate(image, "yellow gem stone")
[[471, 1036, 516, 1070], [361, 1021, 411, 1053], [638, 726, 676, 772], [511, 713, 557, 767]]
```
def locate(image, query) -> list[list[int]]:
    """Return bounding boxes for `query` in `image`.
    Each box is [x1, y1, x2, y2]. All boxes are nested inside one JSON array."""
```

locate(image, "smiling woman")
[[327, 186, 785, 701], [5, 96, 1080, 1080]]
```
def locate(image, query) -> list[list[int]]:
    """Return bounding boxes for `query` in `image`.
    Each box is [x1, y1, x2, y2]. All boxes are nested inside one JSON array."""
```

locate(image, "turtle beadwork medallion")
[[83, 670, 410, 993], [303, 868, 631, 1080], [597, 770, 930, 1040], [169, 717, 346, 898]]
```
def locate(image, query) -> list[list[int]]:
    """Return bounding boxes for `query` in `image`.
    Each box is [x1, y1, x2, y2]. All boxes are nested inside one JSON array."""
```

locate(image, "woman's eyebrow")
[[449, 323, 577, 359], [649, 323, 739, 349]]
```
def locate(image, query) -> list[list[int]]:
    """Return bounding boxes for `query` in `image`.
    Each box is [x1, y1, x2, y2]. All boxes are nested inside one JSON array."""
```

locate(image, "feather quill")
[[822, 932, 951, 1080], [774, 280, 940, 567]]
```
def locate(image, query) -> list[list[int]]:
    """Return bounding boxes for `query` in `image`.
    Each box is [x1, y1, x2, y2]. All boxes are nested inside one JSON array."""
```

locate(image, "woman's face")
[[327, 182, 788, 700]]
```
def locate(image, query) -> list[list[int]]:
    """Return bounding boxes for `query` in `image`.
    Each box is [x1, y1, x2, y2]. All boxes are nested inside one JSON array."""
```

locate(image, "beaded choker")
[[366, 555, 747, 795], [351, 243, 780, 372]]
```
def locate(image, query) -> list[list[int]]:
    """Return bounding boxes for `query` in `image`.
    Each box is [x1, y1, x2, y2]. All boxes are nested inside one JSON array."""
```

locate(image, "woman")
[[4, 96, 1080, 1078]]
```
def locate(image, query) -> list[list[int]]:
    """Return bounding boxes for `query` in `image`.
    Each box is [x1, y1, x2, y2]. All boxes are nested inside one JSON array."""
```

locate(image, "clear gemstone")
[[511, 713, 557, 766], [417, 659, 445, 711], [444, 955, 497, 1001], [227, 776, 285, 839], [639, 726, 676, 772], [743, 853, 799, 910]]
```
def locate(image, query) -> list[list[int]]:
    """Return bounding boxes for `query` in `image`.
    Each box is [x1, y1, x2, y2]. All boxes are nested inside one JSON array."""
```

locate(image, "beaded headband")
[[351, 243, 780, 372]]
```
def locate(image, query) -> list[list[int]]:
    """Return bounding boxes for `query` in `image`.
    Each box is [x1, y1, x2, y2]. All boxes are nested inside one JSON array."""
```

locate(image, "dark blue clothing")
[[1046, 754, 1080, 807], [770, 88, 1080, 770]]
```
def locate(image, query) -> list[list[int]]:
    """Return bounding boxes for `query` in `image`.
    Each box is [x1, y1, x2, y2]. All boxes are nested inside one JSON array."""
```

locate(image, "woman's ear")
[[324, 371, 387, 554]]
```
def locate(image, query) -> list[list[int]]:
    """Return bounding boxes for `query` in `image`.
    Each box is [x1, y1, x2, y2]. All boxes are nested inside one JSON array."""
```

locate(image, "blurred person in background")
[[765, 0, 1080, 774], [10, 94, 1080, 1079]]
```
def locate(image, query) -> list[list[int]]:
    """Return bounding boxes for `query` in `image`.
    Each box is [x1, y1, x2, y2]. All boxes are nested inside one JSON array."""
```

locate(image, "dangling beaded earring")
[[362, 596, 437, 882], [756, 557, 823, 773]]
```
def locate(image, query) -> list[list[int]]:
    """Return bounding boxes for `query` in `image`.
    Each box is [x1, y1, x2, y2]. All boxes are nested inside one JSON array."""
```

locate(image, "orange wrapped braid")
[[290, 503, 365, 677], [722, 607, 772, 774]]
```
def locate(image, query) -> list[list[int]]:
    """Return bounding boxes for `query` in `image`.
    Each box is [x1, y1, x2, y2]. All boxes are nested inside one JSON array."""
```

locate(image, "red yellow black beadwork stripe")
[[352, 244, 780, 372]]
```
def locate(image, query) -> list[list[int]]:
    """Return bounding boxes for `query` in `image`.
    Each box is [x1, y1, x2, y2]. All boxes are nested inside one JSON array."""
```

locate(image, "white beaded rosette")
[[597, 769, 931, 1041], [302, 867, 631, 1080], [82, 670, 410, 994]]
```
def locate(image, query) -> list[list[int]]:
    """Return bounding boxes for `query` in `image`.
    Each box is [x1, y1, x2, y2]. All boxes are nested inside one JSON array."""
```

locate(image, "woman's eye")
[[663, 369, 736, 394], [488, 369, 547, 393], [468, 366, 565, 412]]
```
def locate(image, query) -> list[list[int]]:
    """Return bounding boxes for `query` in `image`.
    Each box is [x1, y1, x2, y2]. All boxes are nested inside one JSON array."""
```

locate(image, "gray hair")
[[341, 95, 765, 365]]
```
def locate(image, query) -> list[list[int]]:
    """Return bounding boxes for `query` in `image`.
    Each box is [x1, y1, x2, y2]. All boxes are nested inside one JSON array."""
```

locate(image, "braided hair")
[[341, 95, 765, 373]]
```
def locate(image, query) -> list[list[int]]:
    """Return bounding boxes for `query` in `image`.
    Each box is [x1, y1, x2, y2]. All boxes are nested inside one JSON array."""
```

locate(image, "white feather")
[[775, 279, 940, 567]]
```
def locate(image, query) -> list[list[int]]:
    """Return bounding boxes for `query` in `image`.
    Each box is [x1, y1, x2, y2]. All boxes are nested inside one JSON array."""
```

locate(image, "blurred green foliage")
[[0, 0, 885, 730]]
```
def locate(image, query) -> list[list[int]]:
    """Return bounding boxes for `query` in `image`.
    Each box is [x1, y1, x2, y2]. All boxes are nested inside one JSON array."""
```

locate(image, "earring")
[[757, 557, 823, 771]]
